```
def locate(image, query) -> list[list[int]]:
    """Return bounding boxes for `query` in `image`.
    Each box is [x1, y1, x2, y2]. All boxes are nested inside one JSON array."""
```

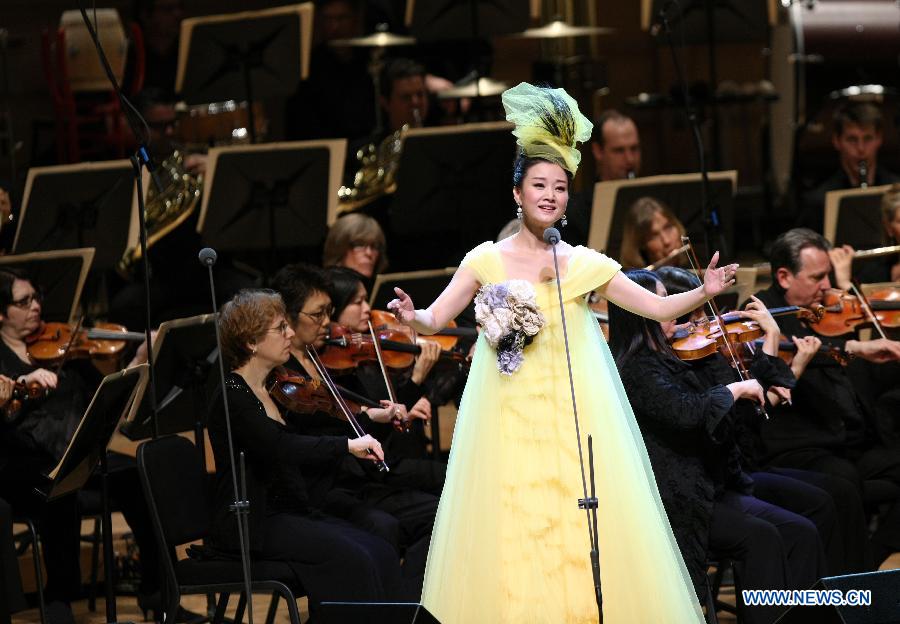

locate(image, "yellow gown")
[[421, 242, 704, 623]]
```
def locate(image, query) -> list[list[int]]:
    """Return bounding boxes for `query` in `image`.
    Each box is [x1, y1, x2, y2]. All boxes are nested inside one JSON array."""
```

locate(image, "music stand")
[[43, 364, 148, 624], [386, 122, 516, 271], [175, 3, 313, 141], [0, 248, 94, 323], [587, 171, 738, 263], [118, 313, 219, 442], [13, 160, 140, 272], [197, 140, 346, 255], [405, 0, 529, 40], [824, 184, 891, 249]]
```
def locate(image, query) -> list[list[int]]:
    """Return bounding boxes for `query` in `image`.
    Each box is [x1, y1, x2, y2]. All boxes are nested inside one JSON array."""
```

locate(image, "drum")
[[769, 0, 900, 194], [175, 99, 267, 150]]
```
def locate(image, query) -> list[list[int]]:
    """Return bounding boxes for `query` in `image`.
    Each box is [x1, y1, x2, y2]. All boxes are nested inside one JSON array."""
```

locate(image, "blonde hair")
[[882, 183, 900, 243], [219, 289, 286, 370], [619, 197, 686, 269], [322, 213, 388, 274]]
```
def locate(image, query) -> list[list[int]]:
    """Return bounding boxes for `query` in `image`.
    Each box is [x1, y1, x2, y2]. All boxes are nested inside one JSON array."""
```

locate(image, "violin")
[[810, 288, 900, 336], [748, 337, 850, 367], [1, 381, 49, 422], [27, 321, 145, 365], [670, 317, 764, 361], [369, 309, 476, 354], [321, 322, 468, 373], [268, 366, 377, 418]]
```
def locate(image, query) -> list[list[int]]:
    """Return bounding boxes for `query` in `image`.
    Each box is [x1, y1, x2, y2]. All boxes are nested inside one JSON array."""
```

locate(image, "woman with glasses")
[[322, 213, 388, 280], [208, 288, 401, 611], [271, 263, 437, 599]]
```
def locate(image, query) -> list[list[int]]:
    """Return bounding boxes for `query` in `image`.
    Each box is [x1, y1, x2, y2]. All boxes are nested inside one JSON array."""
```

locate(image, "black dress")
[[207, 373, 401, 605], [618, 349, 825, 624]]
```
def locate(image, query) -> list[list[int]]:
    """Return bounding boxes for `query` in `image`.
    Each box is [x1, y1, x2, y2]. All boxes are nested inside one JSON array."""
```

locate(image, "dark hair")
[[271, 263, 331, 321], [218, 289, 286, 370], [768, 228, 831, 284], [0, 267, 34, 312], [511, 152, 573, 189], [833, 102, 883, 136], [379, 58, 425, 100], [656, 266, 701, 324], [324, 266, 367, 320], [608, 269, 672, 366], [592, 109, 634, 148]]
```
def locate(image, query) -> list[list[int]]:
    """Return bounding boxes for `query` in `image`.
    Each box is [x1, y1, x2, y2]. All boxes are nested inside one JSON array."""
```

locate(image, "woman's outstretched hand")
[[702, 251, 739, 299], [387, 287, 416, 325]]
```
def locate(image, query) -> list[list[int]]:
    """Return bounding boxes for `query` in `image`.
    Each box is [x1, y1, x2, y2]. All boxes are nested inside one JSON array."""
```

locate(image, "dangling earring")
[[251, 346, 258, 355], [561, 213, 568, 227], [516, 204, 523, 220]]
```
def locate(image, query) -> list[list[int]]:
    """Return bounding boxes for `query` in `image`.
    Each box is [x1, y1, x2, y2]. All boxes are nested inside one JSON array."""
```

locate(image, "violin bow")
[[53, 315, 85, 375], [681, 236, 770, 419], [306, 345, 389, 472], [367, 320, 399, 404], [848, 282, 889, 341]]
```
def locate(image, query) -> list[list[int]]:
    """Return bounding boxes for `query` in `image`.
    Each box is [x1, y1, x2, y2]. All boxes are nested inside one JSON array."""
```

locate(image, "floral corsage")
[[474, 280, 545, 375]]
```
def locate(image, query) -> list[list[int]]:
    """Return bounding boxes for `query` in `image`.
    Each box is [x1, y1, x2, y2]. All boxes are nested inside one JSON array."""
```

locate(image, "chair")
[[137, 435, 304, 624], [706, 557, 738, 624], [12, 516, 47, 624]]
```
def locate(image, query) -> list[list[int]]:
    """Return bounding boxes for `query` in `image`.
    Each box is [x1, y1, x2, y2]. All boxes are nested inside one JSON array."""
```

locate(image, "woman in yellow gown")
[[388, 83, 737, 623]]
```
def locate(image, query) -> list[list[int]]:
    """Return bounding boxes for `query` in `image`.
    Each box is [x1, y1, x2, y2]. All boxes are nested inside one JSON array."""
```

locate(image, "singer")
[[387, 83, 738, 623]]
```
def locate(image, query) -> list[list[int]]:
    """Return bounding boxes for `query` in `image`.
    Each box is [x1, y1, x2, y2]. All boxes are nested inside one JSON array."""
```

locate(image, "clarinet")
[[858, 160, 869, 189]]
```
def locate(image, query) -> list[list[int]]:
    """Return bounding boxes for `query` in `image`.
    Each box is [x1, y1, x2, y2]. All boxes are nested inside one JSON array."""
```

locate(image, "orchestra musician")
[[800, 102, 900, 233], [619, 196, 688, 270], [830, 183, 900, 288], [270, 262, 438, 598], [657, 265, 872, 576], [207, 288, 402, 612], [0, 268, 160, 623], [322, 213, 389, 282], [609, 269, 825, 624], [753, 228, 900, 566]]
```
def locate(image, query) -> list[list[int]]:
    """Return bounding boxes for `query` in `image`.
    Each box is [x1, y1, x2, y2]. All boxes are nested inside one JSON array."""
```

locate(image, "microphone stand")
[[543, 227, 603, 622], [657, 1, 728, 258], [199, 248, 255, 624]]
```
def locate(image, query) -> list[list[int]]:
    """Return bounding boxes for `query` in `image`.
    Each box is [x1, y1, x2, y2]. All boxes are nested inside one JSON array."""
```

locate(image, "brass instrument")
[[337, 126, 406, 213], [117, 151, 202, 276]]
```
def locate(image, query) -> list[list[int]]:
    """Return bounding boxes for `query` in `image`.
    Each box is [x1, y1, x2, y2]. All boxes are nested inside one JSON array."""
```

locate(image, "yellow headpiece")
[[501, 82, 593, 176]]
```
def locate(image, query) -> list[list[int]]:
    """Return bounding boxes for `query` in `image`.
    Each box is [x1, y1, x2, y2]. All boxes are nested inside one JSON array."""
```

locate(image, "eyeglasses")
[[267, 320, 291, 336], [350, 241, 381, 253], [10, 291, 42, 309], [298, 306, 333, 324]]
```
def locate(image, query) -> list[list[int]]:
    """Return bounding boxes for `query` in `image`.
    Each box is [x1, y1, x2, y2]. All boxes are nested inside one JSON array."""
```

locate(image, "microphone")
[[543, 227, 561, 246], [649, 0, 676, 36], [198, 247, 218, 267]]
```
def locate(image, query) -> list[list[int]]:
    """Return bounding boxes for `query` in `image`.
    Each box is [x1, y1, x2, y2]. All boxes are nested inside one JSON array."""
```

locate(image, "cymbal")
[[507, 20, 614, 39], [437, 77, 509, 99], [330, 30, 415, 48]]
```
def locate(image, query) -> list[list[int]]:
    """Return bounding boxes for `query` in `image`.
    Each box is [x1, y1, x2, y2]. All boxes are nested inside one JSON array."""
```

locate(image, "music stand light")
[[196, 139, 346, 256], [0, 248, 94, 323], [587, 171, 737, 263], [386, 122, 516, 271], [13, 160, 140, 272]]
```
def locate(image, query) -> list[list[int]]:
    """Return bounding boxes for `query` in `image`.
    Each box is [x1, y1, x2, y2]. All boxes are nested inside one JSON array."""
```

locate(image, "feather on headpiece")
[[501, 82, 593, 176]]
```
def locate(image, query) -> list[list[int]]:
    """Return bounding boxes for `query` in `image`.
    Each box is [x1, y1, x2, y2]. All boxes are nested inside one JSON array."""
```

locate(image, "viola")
[[27, 321, 145, 365], [1, 381, 49, 422]]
